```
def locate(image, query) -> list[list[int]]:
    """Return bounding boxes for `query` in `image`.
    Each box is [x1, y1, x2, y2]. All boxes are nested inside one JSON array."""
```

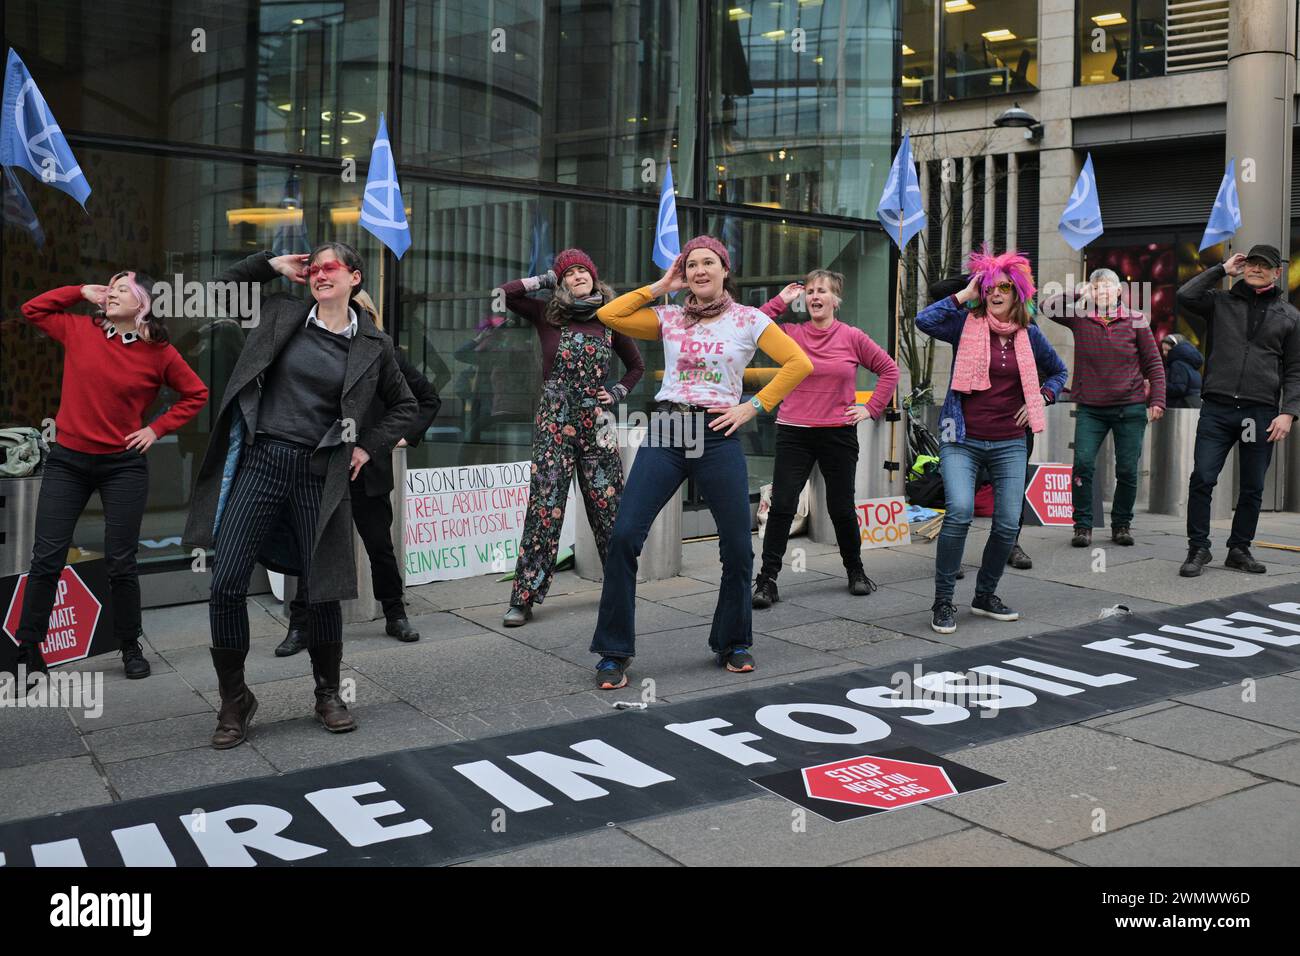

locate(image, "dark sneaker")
[[1111, 526, 1135, 547], [1225, 546, 1266, 574], [930, 599, 957, 634], [1179, 546, 1212, 577], [1071, 526, 1092, 548], [274, 626, 308, 657], [13, 642, 48, 690], [385, 617, 421, 642], [502, 604, 532, 627], [120, 639, 151, 679], [1006, 544, 1033, 569], [971, 593, 1020, 621], [719, 647, 755, 673], [751, 574, 780, 609], [595, 656, 629, 690], [955, 568, 966, 580], [847, 567, 877, 596]]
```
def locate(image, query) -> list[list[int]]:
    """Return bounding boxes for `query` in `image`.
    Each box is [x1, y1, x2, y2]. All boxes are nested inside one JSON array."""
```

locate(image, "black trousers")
[[209, 437, 341, 650], [289, 485, 405, 629], [15, 444, 147, 647], [760, 424, 863, 580]]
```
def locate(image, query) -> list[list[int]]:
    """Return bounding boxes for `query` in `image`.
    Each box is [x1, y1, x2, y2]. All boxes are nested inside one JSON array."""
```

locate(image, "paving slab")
[[83, 713, 223, 764], [451, 593, 707, 651], [783, 579, 931, 622], [1174, 676, 1300, 733], [625, 794, 967, 867], [665, 588, 839, 631], [764, 617, 897, 652], [0, 706, 85, 770], [105, 744, 278, 800], [659, 661, 867, 704], [933, 725, 1257, 849], [0, 756, 112, 824], [1232, 740, 1300, 785], [869, 608, 1048, 647], [346, 632, 592, 718], [1080, 701, 1180, 728], [547, 626, 833, 698], [67, 672, 212, 731], [633, 576, 718, 602], [841, 826, 1075, 867], [1060, 783, 1300, 866], [142, 603, 281, 652], [1097, 703, 1296, 762], [435, 691, 620, 740], [1034, 558, 1300, 601], [247, 701, 462, 773], [830, 634, 957, 666], [463, 828, 679, 867]]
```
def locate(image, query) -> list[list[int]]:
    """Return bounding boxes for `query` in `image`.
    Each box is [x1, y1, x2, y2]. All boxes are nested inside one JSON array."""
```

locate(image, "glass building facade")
[[1, 0, 898, 600]]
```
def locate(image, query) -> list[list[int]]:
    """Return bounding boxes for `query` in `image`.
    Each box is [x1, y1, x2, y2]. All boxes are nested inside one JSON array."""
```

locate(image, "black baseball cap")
[[1245, 244, 1283, 267]]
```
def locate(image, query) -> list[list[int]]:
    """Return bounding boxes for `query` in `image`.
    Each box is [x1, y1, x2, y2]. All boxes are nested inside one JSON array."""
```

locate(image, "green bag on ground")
[[0, 427, 46, 478]]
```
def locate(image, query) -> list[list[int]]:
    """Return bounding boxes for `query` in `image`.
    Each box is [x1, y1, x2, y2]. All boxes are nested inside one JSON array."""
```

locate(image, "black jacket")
[[1165, 341, 1204, 408], [356, 348, 440, 497], [1176, 265, 1300, 417]]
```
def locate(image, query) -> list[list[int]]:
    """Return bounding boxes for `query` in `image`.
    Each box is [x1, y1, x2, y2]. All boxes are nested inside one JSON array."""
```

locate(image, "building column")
[[917, 159, 930, 307], [939, 158, 953, 277], [961, 156, 974, 255], [984, 154, 996, 248], [1006, 152, 1019, 251]]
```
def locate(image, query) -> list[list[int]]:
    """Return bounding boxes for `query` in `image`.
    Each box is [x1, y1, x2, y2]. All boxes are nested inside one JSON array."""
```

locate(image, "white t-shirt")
[[653, 301, 772, 407]]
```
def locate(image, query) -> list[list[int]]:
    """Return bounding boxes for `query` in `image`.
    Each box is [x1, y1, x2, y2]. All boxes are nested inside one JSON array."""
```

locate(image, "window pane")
[[1078, 1, 1132, 85], [5, 0, 390, 160], [400, 0, 696, 196], [941, 0, 1038, 100], [902, 0, 937, 105], [707, 1, 895, 220]]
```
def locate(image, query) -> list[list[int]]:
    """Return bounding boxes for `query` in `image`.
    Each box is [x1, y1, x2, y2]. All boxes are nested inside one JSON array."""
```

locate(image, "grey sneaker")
[[930, 599, 957, 634], [971, 592, 1019, 621]]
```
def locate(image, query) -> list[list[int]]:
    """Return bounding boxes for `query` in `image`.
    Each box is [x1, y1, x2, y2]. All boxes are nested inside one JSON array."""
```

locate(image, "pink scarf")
[[951, 313, 1046, 433]]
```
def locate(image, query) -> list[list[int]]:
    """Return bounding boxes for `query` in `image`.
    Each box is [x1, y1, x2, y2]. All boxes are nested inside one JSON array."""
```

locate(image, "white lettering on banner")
[[663, 718, 776, 766], [179, 805, 326, 867], [1084, 637, 1201, 668], [453, 760, 553, 812], [845, 686, 970, 725], [32, 839, 86, 866], [111, 824, 177, 867], [998, 658, 1135, 687], [506, 740, 675, 801], [914, 672, 1037, 711], [1189, 615, 1300, 646], [402, 461, 577, 585], [305, 783, 432, 848], [755, 703, 891, 744]]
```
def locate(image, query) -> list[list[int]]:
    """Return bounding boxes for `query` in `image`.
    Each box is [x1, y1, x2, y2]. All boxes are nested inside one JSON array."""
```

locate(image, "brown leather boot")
[[210, 647, 257, 749], [308, 643, 357, 733]]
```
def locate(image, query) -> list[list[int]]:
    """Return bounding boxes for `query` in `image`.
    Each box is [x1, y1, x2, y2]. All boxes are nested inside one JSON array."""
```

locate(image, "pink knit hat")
[[673, 235, 732, 278], [552, 248, 598, 282]]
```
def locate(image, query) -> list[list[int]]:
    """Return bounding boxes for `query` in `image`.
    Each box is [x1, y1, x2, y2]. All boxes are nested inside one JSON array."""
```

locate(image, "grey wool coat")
[[183, 251, 418, 603]]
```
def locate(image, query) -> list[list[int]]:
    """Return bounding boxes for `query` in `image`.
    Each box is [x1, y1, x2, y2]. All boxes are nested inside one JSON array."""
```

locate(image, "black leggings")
[[16, 444, 148, 647], [760, 424, 863, 580]]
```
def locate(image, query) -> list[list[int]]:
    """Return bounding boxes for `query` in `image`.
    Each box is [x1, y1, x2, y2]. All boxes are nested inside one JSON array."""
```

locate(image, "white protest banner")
[[855, 496, 911, 550], [403, 461, 575, 584]]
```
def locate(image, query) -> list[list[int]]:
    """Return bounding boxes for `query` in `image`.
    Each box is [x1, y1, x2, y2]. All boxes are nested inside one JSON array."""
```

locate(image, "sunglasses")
[[988, 281, 1015, 294], [307, 260, 354, 278]]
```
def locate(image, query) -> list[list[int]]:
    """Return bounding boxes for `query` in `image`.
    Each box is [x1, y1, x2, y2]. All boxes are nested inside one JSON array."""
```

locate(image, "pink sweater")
[[773, 319, 899, 427]]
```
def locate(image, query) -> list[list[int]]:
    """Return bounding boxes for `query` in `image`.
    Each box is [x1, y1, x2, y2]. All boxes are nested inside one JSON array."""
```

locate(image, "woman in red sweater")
[[16, 272, 209, 679]]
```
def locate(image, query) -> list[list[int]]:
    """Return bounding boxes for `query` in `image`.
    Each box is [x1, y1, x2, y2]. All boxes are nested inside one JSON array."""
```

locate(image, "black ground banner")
[[1, 583, 1297, 866]]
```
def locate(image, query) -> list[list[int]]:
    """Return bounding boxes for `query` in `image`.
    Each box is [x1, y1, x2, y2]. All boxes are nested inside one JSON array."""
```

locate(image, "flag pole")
[[378, 252, 386, 331], [891, 214, 904, 491]]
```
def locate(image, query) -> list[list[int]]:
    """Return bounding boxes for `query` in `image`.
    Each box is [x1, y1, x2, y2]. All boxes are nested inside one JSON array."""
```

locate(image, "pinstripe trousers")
[[209, 437, 343, 650]]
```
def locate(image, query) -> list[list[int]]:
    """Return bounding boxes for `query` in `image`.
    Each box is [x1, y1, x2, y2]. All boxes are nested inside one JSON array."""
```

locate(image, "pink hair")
[[107, 271, 153, 329], [966, 246, 1036, 304]]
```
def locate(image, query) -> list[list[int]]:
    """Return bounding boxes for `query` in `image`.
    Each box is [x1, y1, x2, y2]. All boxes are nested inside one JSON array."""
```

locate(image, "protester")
[[751, 270, 900, 608], [274, 319, 441, 656], [1162, 333, 1203, 408], [184, 243, 418, 748], [497, 249, 644, 627], [916, 248, 1067, 635], [14, 274, 208, 681], [1174, 244, 1300, 577], [586, 235, 812, 688], [1042, 268, 1165, 548]]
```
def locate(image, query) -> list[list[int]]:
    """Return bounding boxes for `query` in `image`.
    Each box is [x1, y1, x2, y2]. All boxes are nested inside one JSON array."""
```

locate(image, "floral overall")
[[511, 324, 624, 607]]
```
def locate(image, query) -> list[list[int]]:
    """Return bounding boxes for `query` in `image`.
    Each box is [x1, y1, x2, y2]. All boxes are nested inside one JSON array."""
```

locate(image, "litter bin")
[[1146, 409, 1234, 519], [807, 409, 903, 545], [0, 474, 41, 578], [575, 422, 681, 582]]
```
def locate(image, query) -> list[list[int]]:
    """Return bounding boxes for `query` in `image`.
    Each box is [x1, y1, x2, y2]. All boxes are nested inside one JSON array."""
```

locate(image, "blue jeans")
[[1187, 398, 1278, 551], [935, 436, 1028, 602], [590, 417, 752, 660]]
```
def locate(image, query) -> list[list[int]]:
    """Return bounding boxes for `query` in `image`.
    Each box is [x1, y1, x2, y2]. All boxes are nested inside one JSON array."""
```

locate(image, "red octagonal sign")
[[2, 567, 103, 666], [1024, 463, 1074, 526], [802, 754, 957, 812]]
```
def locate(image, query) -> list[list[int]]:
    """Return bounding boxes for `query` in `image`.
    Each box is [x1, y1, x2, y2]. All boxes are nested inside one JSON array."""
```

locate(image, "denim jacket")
[[916, 295, 1068, 445]]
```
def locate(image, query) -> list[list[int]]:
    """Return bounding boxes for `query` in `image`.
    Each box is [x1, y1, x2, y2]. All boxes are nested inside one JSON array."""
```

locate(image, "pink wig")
[[107, 271, 154, 328], [966, 246, 1036, 304]]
